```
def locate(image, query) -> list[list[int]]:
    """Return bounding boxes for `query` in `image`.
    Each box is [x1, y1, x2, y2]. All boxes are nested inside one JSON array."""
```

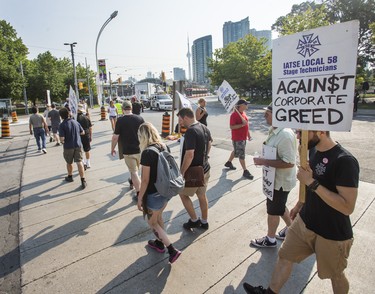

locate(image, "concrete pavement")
[[1, 107, 375, 293]]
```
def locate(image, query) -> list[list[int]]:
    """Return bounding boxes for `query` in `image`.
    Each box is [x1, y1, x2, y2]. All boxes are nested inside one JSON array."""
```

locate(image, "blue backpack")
[[147, 146, 185, 199]]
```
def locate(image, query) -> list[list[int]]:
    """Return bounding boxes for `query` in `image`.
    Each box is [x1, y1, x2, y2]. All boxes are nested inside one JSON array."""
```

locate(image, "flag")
[[69, 86, 78, 120], [217, 80, 239, 113], [176, 91, 192, 109]]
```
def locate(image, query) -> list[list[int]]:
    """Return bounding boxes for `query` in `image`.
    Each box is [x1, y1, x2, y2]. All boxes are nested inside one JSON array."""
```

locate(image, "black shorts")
[[81, 135, 91, 152], [266, 188, 290, 216]]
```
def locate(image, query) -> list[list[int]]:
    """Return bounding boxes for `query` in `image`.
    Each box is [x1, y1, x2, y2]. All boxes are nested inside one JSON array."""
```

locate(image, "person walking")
[[131, 96, 143, 115], [195, 97, 208, 126], [77, 104, 93, 170], [29, 106, 49, 154], [251, 104, 297, 248], [137, 122, 182, 263], [48, 103, 61, 145], [58, 107, 87, 189], [108, 100, 118, 131], [224, 99, 253, 180], [43, 104, 53, 143], [243, 130, 359, 294], [111, 101, 145, 199], [177, 107, 213, 230]]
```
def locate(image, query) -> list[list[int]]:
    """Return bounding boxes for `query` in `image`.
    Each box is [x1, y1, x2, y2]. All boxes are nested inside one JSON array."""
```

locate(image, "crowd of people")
[[28, 96, 360, 292]]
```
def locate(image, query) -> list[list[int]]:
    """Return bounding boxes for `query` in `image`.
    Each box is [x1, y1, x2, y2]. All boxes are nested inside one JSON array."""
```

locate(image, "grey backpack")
[[148, 146, 185, 199]]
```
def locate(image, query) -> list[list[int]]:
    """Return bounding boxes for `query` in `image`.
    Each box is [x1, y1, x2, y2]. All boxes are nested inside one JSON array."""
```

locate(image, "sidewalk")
[[5, 108, 375, 293]]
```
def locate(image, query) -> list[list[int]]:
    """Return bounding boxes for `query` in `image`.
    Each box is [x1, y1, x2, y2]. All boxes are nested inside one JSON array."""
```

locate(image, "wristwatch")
[[308, 179, 320, 192]]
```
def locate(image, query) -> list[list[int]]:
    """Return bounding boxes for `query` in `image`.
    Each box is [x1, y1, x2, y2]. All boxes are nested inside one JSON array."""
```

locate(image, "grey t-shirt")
[[29, 114, 44, 128]]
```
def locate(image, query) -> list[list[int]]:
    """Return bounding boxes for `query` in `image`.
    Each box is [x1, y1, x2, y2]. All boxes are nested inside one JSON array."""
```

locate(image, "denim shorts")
[[146, 191, 168, 211]]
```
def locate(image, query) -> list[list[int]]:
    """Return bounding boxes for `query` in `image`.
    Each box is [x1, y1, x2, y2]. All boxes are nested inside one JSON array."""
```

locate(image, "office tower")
[[192, 35, 212, 84], [186, 36, 192, 81], [223, 17, 250, 47], [173, 67, 186, 81], [250, 29, 272, 50]]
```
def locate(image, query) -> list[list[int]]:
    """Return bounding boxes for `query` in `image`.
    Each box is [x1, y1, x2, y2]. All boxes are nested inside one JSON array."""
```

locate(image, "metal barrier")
[[161, 112, 170, 138], [1, 118, 10, 137], [11, 111, 18, 123]]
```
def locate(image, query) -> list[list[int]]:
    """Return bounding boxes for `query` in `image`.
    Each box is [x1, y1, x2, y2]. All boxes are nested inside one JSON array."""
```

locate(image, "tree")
[[0, 20, 28, 99], [208, 34, 272, 99], [272, 1, 330, 35]]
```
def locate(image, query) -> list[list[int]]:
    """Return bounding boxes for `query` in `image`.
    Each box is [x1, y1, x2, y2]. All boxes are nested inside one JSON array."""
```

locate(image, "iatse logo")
[[296, 33, 321, 58]]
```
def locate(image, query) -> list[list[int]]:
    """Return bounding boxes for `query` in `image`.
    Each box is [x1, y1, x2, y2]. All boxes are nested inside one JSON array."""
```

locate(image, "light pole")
[[95, 10, 118, 106], [64, 42, 79, 100]]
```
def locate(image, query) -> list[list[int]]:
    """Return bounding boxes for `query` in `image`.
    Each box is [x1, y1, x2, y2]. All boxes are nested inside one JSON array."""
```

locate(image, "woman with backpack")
[[137, 122, 182, 264]]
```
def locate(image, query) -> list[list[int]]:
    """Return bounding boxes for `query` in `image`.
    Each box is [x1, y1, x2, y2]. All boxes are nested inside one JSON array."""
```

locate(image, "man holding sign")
[[224, 99, 254, 180], [251, 104, 297, 248]]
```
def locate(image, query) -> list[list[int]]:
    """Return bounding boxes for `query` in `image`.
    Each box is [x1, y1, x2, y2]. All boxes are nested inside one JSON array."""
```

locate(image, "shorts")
[[279, 215, 353, 279], [109, 116, 117, 120], [180, 170, 210, 197], [81, 135, 91, 152], [63, 147, 83, 164], [52, 125, 59, 134], [146, 191, 168, 211], [232, 140, 246, 160], [266, 188, 290, 216], [124, 153, 141, 172]]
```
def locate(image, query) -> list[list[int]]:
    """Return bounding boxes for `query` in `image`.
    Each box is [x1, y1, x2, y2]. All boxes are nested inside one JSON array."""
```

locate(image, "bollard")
[[100, 106, 107, 120], [161, 112, 170, 138], [1, 118, 11, 138], [11, 111, 18, 123]]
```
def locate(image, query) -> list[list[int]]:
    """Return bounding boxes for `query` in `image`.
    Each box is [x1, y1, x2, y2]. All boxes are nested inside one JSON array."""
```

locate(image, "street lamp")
[[64, 42, 79, 100], [95, 10, 118, 106]]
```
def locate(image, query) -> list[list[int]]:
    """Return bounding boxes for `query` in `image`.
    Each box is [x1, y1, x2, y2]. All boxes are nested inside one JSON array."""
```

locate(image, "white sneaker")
[[42, 148, 47, 154]]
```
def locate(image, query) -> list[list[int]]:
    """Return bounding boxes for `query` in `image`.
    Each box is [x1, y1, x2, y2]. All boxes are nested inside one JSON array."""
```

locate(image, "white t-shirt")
[[108, 106, 117, 117]]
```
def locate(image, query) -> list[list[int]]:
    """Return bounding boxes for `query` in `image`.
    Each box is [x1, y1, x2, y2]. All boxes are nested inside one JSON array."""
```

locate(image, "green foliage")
[[207, 34, 271, 98], [0, 20, 28, 98]]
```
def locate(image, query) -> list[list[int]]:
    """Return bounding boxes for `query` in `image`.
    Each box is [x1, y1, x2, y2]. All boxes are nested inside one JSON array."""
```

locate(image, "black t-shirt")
[[114, 114, 145, 154], [77, 113, 92, 136], [132, 102, 142, 115], [198, 107, 208, 126], [300, 144, 359, 241], [140, 144, 170, 194], [182, 122, 212, 173]]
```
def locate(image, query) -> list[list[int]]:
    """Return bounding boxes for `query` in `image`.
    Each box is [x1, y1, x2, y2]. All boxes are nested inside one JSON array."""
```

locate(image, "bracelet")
[[308, 179, 320, 192]]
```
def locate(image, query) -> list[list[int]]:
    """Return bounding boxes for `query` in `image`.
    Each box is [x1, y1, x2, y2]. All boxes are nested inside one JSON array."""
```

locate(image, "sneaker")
[[37, 149, 42, 153], [49, 137, 53, 143], [65, 176, 73, 182], [250, 236, 277, 248], [55, 143, 61, 146], [169, 250, 182, 264], [276, 226, 288, 240], [128, 178, 134, 190], [148, 239, 165, 253], [243, 169, 254, 180], [243, 283, 267, 294], [183, 219, 201, 230], [42, 148, 47, 154], [81, 180, 87, 189], [200, 222, 209, 230], [224, 161, 236, 170]]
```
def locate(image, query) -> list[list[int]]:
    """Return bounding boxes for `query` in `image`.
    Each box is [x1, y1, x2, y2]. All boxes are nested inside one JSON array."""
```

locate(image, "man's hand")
[[111, 150, 116, 157], [297, 165, 314, 186], [30, 130, 33, 135], [137, 198, 143, 212]]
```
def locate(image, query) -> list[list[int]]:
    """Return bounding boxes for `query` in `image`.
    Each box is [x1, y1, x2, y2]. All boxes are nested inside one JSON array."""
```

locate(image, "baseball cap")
[[122, 100, 132, 109], [263, 103, 273, 112], [236, 99, 249, 106]]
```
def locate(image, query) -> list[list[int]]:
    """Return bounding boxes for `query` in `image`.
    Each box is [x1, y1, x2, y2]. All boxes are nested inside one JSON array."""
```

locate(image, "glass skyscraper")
[[223, 17, 250, 47], [192, 35, 212, 84]]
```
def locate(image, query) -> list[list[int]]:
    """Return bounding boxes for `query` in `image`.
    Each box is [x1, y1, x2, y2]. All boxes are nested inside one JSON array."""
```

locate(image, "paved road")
[[1, 103, 374, 293]]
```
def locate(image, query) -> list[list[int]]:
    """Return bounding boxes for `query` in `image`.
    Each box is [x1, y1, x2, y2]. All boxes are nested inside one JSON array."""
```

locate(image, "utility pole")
[[109, 71, 113, 100], [85, 58, 93, 108], [64, 42, 79, 100], [20, 61, 29, 114]]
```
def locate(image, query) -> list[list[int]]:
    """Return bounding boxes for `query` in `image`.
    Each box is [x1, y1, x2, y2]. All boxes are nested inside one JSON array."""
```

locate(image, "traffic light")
[[79, 82, 83, 90]]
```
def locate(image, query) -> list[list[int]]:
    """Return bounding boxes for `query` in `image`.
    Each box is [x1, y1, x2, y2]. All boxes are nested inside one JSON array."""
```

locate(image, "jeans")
[[34, 128, 46, 150]]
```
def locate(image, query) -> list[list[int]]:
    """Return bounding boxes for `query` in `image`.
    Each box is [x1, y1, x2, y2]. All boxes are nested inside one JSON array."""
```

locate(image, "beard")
[[308, 132, 320, 149]]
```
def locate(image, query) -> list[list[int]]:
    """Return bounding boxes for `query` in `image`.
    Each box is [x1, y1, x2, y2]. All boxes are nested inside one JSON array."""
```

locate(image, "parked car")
[[140, 95, 150, 108], [149, 94, 173, 111]]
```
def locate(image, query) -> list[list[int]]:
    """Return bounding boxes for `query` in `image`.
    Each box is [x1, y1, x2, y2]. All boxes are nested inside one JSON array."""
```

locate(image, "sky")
[[1, 0, 305, 81]]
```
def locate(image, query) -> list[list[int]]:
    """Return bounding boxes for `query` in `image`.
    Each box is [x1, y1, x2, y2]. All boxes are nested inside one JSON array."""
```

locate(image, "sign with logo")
[[262, 145, 276, 200], [272, 20, 359, 131], [68, 86, 78, 120], [217, 80, 239, 113], [98, 59, 107, 81]]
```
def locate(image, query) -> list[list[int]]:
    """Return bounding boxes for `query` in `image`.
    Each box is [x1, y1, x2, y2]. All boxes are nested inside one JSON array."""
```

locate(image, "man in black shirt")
[[243, 130, 359, 294], [77, 104, 93, 169], [177, 108, 212, 230], [111, 101, 145, 198]]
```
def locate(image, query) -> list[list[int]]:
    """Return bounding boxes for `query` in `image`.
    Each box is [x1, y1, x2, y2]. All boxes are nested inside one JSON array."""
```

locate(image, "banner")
[[46, 90, 51, 105], [217, 80, 239, 113], [176, 91, 192, 109], [68, 86, 78, 120], [98, 59, 107, 81], [272, 20, 359, 131]]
